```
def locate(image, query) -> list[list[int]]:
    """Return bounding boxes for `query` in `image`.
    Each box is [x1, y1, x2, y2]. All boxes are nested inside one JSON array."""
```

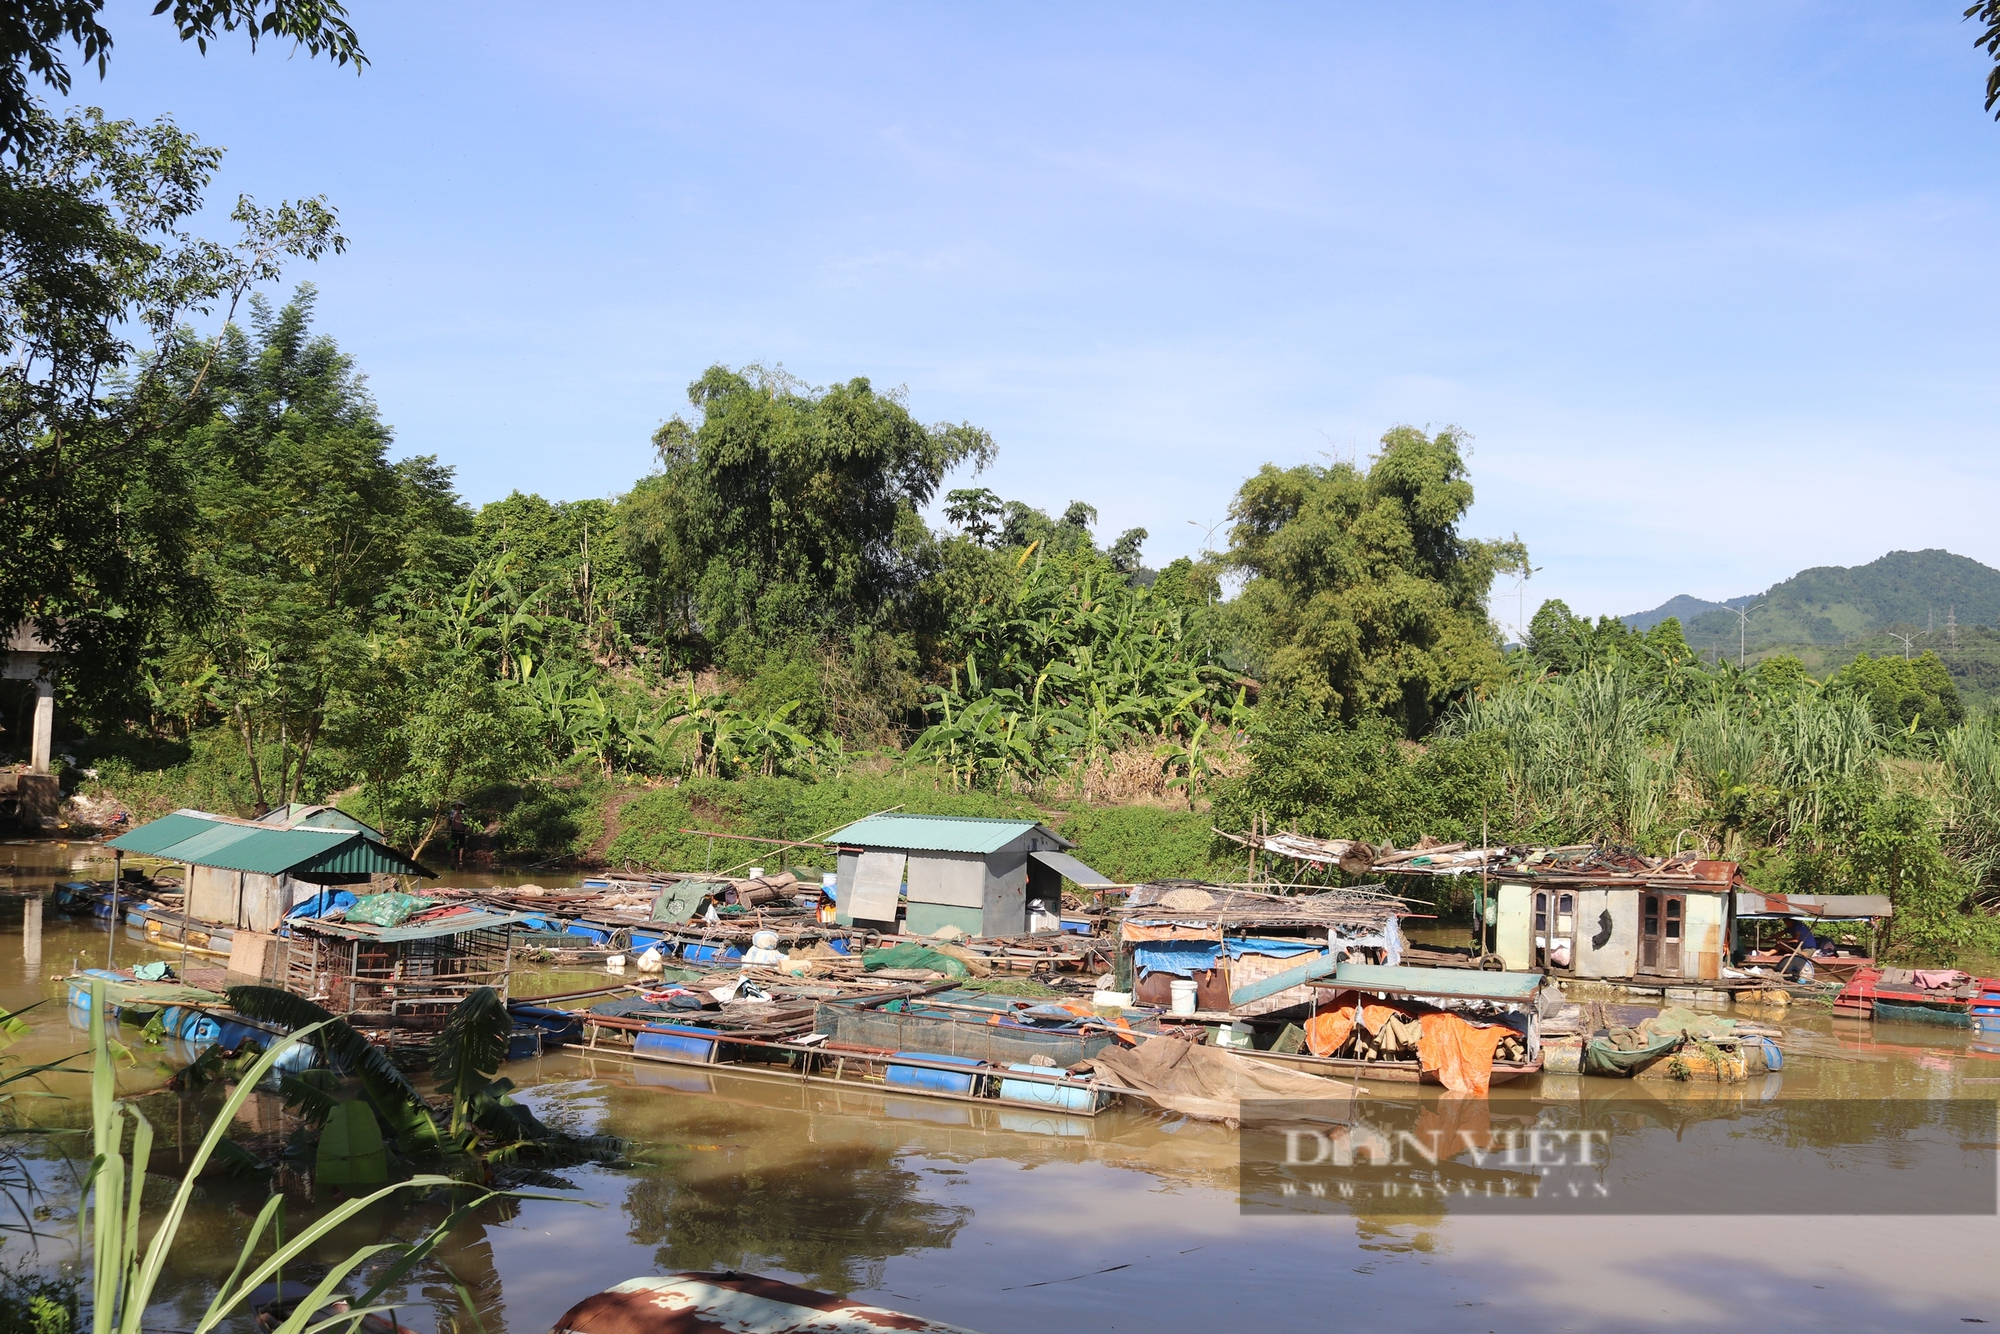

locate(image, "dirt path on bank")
[[582, 786, 643, 867]]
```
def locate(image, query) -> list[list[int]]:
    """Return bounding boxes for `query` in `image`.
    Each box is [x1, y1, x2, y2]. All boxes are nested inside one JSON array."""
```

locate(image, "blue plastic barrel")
[[885, 1051, 986, 1095], [635, 1026, 719, 1062], [1759, 1037, 1784, 1072], [998, 1063, 1101, 1112], [161, 1006, 222, 1045]]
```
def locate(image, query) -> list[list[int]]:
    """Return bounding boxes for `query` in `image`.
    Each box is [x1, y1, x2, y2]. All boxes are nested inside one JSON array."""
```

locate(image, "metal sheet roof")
[[258, 802, 384, 839], [1030, 849, 1114, 886], [108, 811, 222, 856], [293, 839, 433, 878], [824, 813, 1071, 854], [1330, 961, 1544, 1000], [294, 908, 539, 942], [107, 810, 431, 877], [1735, 891, 1893, 919]]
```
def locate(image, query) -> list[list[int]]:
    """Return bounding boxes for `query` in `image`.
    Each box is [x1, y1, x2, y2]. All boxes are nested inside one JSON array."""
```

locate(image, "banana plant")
[[1156, 717, 1218, 809]]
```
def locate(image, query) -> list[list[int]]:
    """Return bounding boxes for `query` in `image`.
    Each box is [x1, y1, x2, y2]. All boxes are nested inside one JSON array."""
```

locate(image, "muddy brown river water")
[[1, 839, 1996, 1333]]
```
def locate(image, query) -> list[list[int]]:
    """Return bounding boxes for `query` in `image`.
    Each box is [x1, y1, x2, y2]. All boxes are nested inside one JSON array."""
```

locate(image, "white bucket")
[[605, 954, 627, 969], [748, 867, 765, 879], [1169, 979, 1198, 1015]]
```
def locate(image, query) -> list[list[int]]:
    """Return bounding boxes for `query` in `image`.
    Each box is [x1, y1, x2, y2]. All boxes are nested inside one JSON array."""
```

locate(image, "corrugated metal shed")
[[107, 810, 221, 856], [108, 811, 431, 877], [825, 813, 1071, 855]]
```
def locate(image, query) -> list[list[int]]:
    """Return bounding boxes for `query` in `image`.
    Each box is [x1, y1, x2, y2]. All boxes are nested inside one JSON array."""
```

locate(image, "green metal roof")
[[107, 811, 223, 856], [290, 839, 433, 878], [824, 813, 1072, 855], [257, 802, 384, 839], [106, 811, 432, 878]]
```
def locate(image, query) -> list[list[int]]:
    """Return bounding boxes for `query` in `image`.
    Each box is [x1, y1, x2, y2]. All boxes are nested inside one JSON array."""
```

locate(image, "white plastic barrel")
[[1169, 979, 1198, 1015]]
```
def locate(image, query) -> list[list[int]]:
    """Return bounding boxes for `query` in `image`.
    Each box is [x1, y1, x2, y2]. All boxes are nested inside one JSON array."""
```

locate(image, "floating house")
[[823, 814, 1111, 937], [108, 807, 432, 935], [1490, 858, 1742, 981], [285, 907, 537, 1030], [1117, 881, 1409, 1016]]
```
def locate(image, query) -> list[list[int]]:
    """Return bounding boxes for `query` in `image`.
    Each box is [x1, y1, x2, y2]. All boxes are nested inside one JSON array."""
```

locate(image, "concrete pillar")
[[28, 679, 52, 774], [21, 895, 40, 982]]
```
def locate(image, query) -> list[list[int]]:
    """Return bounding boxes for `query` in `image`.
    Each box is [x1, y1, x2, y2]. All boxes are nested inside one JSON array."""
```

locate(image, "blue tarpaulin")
[[1137, 936, 1329, 976], [1223, 937, 1324, 959], [1134, 941, 1222, 976], [287, 890, 359, 920]]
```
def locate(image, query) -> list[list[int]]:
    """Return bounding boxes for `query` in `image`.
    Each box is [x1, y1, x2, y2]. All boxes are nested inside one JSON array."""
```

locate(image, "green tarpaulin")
[[862, 943, 970, 979], [1581, 1030, 1684, 1076], [344, 892, 434, 928]]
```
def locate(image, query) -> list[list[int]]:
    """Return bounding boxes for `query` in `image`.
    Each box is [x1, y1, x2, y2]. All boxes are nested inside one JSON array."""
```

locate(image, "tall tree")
[[155, 289, 471, 807], [625, 363, 993, 662], [1223, 425, 1520, 736], [0, 108, 342, 714], [0, 0, 363, 155]]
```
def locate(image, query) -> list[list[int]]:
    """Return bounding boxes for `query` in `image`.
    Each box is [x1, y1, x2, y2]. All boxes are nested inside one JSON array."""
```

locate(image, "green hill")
[[1621, 549, 2000, 709], [1624, 549, 2000, 655]]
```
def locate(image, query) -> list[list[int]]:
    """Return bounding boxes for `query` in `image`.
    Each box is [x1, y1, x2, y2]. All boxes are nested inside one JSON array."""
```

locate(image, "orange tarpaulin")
[[1305, 1003, 1356, 1057], [1304, 991, 1402, 1056], [1307, 992, 1516, 1096], [1416, 1011, 1514, 1095]]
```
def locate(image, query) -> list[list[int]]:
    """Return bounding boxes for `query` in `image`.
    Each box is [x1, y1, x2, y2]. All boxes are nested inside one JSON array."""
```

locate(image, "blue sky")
[[80, 2, 2000, 630]]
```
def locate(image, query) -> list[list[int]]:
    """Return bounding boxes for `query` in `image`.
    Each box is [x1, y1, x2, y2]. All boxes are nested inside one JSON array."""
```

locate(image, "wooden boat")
[[1266, 961, 1546, 1089], [1235, 1045, 1542, 1085], [1836, 968, 2000, 1030]]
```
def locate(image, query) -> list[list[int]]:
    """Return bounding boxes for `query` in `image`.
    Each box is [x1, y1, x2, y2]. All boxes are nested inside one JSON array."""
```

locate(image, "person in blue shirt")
[[1778, 918, 1820, 978]]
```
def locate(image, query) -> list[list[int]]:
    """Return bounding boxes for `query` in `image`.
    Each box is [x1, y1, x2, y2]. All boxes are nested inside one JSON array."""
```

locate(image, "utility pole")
[[1511, 563, 1544, 648], [1889, 631, 1915, 660], [1947, 605, 1959, 651], [1730, 601, 1765, 667]]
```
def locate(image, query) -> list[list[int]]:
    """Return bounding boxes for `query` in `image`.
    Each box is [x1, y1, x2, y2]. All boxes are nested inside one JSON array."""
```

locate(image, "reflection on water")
[[0, 843, 1992, 1333], [622, 1130, 970, 1292]]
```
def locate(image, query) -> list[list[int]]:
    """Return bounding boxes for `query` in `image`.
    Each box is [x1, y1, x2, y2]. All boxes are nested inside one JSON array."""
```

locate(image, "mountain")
[[1621, 549, 2000, 657], [1623, 594, 1732, 633]]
